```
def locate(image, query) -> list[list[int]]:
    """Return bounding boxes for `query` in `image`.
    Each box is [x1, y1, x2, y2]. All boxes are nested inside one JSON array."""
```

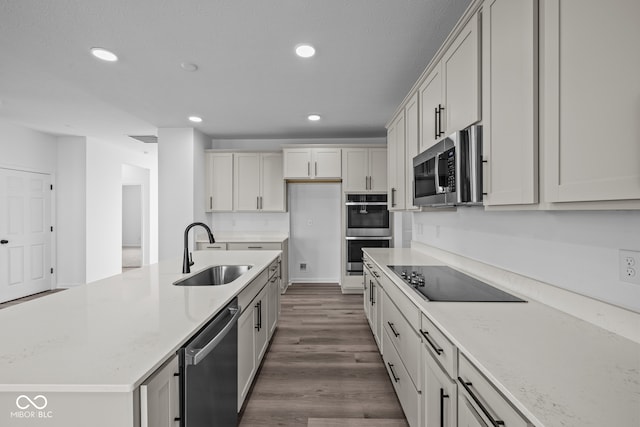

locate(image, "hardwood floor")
[[239, 283, 408, 427]]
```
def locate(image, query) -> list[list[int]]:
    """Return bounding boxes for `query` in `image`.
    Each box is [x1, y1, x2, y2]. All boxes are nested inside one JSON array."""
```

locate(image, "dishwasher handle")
[[185, 305, 241, 366]]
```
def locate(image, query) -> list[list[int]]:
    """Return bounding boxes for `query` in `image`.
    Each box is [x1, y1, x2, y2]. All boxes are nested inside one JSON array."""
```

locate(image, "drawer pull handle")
[[458, 377, 505, 426], [372, 271, 380, 278], [420, 329, 443, 355], [387, 362, 400, 382], [440, 388, 449, 427], [248, 246, 263, 249], [387, 322, 400, 337]]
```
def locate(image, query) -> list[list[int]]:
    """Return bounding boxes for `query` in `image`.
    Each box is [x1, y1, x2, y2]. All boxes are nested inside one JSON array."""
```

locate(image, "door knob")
[[0, 240, 8, 244]]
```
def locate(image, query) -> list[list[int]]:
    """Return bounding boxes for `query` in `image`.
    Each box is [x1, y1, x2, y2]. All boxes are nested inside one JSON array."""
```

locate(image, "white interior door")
[[0, 168, 52, 303]]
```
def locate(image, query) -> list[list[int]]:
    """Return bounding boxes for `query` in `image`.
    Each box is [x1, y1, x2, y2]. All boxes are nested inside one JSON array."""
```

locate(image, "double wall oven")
[[345, 194, 391, 275]]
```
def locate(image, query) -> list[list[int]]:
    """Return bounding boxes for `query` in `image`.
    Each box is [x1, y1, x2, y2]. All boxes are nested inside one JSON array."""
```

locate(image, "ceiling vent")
[[128, 135, 158, 144]]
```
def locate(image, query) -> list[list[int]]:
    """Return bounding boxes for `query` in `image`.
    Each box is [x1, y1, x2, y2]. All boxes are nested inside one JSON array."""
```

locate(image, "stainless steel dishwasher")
[[179, 298, 240, 427]]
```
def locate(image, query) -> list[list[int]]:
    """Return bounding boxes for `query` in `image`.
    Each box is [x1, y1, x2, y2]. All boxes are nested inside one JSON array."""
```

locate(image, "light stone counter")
[[364, 247, 640, 427], [0, 249, 280, 394]]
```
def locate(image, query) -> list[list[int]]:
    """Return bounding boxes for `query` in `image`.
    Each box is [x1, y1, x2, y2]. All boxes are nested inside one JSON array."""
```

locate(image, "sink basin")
[[174, 265, 252, 286]]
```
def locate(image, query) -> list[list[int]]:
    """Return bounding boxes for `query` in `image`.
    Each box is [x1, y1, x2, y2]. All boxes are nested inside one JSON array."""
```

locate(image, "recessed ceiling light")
[[90, 47, 118, 62], [180, 62, 198, 72], [189, 116, 203, 123], [295, 44, 316, 58], [307, 114, 321, 121]]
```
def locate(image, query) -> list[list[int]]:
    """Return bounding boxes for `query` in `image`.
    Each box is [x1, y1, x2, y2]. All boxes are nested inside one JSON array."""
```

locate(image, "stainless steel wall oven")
[[345, 193, 391, 276]]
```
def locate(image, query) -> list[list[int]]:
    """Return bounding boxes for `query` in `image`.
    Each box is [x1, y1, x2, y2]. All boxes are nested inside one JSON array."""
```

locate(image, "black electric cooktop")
[[388, 265, 526, 303]]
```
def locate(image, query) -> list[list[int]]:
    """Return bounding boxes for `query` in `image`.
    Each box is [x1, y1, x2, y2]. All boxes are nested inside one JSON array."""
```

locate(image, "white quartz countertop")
[[364, 248, 640, 427], [196, 231, 288, 243], [0, 250, 280, 393]]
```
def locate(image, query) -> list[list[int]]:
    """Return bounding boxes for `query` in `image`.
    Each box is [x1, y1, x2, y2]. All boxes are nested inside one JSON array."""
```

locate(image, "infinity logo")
[[15, 395, 48, 410]]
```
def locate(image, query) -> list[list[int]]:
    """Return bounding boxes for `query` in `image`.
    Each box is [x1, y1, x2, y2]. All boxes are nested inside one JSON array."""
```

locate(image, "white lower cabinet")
[[422, 344, 457, 427], [237, 258, 281, 411], [383, 328, 420, 427], [139, 354, 179, 427], [458, 354, 530, 427]]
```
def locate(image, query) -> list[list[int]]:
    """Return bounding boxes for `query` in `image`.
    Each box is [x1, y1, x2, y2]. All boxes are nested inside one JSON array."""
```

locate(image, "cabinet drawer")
[[420, 313, 457, 379], [383, 328, 420, 427], [198, 242, 227, 250], [238, 269, 269, 313], [458, 354, 529, 427], [267, 258, 280, 280], [227, 242, 282, 251], [378, 271, 420, 331], [383, 294, 421, 389]]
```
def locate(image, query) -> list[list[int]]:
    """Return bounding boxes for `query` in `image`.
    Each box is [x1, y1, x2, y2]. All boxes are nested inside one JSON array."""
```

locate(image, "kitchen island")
[[0, 249, 280, 426], [363, 246, 640, 427]]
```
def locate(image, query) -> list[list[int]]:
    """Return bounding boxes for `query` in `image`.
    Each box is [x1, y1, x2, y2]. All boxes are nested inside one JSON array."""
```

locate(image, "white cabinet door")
[[205, 152, 234, 212], [237, 304, 257, 410], [482, 0, 538, 206], [312, 148, 342, 179], [283, 148, 312, 179], [422, 347, 457, 427], [140, 355, 179, 427], [442, 13, 481, 133], [542, 0, 640, 203], [254, 286, 269, 363], [419, 66, 444, 153], [267, 274, 279, 338], [234, 153, 261, 211], [458, 393, 488, 427], [387, 112, 405, 210], [404, 93, 419, 210], [342, 148, 369, 191], [369, 148, 388, 192], [363, 269, 371, 322], [261, 153, 285, 211]]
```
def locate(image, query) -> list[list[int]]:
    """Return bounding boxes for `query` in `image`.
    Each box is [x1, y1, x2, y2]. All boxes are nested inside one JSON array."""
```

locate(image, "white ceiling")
[[0, 0, 471, 146]]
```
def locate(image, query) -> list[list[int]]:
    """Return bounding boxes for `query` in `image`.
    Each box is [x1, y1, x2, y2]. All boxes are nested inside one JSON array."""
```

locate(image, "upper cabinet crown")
[[283, 147, 342, 180], [342, 147, 387, 192]]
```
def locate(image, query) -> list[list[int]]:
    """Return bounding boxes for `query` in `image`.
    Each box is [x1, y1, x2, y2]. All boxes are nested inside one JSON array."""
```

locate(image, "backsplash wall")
[[412, 208, 640, 313]]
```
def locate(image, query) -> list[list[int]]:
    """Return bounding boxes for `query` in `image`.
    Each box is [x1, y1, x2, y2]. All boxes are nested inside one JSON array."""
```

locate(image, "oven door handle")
[[345, 236, 392, 240], [344, 202, 388, 206], [184, 306, 241, 366]]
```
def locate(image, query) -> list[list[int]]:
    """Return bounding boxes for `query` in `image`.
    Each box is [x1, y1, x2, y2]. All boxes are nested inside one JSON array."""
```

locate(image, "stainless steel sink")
[[174, 265, 252, 286]]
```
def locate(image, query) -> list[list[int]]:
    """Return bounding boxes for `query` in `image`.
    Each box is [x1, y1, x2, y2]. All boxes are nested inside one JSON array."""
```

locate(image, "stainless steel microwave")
[[413, 125, 483, 207]]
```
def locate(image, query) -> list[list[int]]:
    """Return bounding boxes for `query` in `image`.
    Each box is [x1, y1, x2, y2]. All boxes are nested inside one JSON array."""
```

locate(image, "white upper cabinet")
[[234, 152, 285, 212], [283, 147, 342, 180], [418, 13, 480, 154], [404, 93, 419, 210], [482, 0, 538, 206], [387, 93, 419, 211], [205, 152, 234, 212], [387, 112, 406, 210], [418, 66, 444, 153], [542, 0, 640, 203], [442, 13, 481, 134], [343, 147, 387, 192]]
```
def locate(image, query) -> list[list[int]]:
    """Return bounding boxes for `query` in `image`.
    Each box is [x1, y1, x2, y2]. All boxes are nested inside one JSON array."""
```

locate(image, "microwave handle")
[[434, 152, 442, 194]]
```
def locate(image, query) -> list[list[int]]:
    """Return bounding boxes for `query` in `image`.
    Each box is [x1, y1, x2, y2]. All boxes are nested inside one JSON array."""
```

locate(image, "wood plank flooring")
[[238, 283, 408, 427]]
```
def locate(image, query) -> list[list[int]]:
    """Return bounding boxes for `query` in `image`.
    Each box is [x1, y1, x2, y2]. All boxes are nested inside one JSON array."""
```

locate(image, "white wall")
[[209, 212, 290, 233], [0, 120, 57, 173], [56, 137, 87, 287], [85, 138, 157, 282], [158, 128, 209, 261], [412, 209, 640, 313], [122, 185, 142, 247], [288, 183, 341, 282]]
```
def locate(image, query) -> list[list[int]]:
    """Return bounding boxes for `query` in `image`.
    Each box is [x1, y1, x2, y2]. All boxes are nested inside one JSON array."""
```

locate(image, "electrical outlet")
[[300, 263, 307, 271], [619, 250, 640, 285]]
